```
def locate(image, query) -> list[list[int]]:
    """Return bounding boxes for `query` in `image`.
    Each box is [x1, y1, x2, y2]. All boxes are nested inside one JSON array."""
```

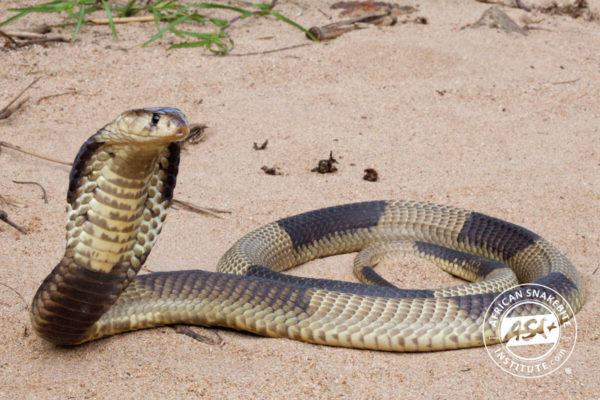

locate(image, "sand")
[[1, 1, 599, 398]]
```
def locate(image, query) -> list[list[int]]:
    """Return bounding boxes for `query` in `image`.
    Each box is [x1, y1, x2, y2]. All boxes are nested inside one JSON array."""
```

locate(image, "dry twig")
[[0, 282, 28, 310], [0, 210, 26, 234], [0, 29, 68, 48], [173, 325, 224, 345], [2, 31, 46, 40], [171, 199, 231, 218], [227, 43, 311, 57], [551, 78, 581, 85], [0, 140, 71, 165], [12, 180, 48, 203], [36, 88, 78, 105], [89, 15, 155, 24], [0, 29, 18, 47], [308, 10, 395, 40], [0, 77, 39, 120], [2, 24, 51, 39]]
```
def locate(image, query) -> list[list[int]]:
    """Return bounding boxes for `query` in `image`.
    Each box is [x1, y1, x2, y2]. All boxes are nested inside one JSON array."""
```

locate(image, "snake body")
[[31, 108, 584, 351]]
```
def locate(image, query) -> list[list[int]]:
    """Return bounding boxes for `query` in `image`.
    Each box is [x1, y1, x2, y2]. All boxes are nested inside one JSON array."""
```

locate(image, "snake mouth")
[[171, 118, 190, 140]]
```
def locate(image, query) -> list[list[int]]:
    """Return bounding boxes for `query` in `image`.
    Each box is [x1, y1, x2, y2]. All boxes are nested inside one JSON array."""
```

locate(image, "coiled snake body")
[[31, 108, 584, 351]]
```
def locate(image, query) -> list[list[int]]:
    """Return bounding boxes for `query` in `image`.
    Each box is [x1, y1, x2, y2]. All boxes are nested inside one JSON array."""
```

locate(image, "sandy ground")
[[1, 0, 599, 398]]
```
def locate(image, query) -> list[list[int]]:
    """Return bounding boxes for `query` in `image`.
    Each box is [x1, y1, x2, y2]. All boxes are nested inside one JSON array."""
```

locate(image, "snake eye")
[[150, 113, 160, 127]]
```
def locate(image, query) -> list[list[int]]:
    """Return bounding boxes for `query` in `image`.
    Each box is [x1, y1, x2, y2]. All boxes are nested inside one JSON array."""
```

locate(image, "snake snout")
[[111, 107, 191, 144], [143, 107, 190, 142], [170, 114, 190, 140]]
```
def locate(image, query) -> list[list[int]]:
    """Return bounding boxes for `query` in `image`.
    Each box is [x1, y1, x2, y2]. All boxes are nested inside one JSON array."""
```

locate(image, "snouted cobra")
[[30, 107, 584, 351]]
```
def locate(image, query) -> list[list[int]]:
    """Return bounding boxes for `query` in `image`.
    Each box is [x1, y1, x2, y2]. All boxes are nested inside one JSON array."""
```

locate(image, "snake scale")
[[30, 107, 584, 351]]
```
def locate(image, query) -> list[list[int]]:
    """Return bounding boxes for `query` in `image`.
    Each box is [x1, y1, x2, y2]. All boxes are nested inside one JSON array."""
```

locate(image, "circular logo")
[[483, 283, 577, 378]]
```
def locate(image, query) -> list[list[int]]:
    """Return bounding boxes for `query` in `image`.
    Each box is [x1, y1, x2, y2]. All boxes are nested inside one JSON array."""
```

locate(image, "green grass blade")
[[153, 1, 179, 11], [181, 12, 209, 24], [1, 0, 76, 27], [187, 3, 253, 17], [152, 9, 162, 30], [208, 17, 228, 27], [143, 13, 192, 47], [169, 40, 209, 49], [171, 30, 213, 39], [167, 30, 232, 54], [121, 0, 137, 17], [101, 0, 118, 40], [9, 1, 75, 13], [0, 10, 30, 27], [70, 3, 86, 43], [269, 11, 317, 41]]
